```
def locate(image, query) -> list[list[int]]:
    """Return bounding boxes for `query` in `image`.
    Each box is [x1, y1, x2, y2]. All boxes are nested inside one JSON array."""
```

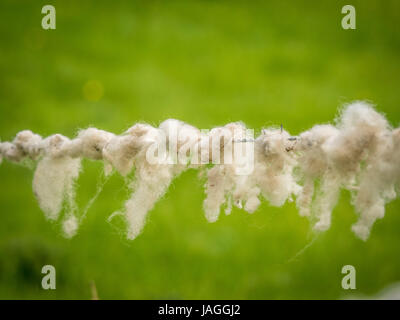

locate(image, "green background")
[[0, 0, 399, 299]]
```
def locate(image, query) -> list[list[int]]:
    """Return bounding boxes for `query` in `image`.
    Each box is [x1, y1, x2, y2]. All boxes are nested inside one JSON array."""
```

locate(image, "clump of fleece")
[[202, 125, 300, 223], [32, 134, 81, 224], [294, 102, 397, 239], [121, 120, 200, 239], [203, 122, 246, 222], [1, 101, 399, 241], [348, 107, 396, 240], [33, 156, 81, 220], [103, 124, 152, 175], [62, 215, 79, 238], [254, 128, 300, 206], [65, 128, 115, 160], [326, 103, 392, 238], [295, 124, 340, 230]]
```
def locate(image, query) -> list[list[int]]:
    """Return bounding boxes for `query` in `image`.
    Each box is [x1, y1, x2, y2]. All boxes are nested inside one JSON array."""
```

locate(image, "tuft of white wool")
[[295, 124, 339, 227], [102, 123, 156, 176], [323, 103, 391, 237], [33, 156, 81, 220], [66, 128, 115, 160], [323, 102, 389, 176], [13, 130, 43, 161], [255, 128, 300, 207], [202, 122, 259, 222], [63, 214, 79, 238], [1, 101, 400, 241], [124, 129, 172, 239], [121, 120, 198, 239], [350, 121, 397, 240], [0, 142, 22, 162]]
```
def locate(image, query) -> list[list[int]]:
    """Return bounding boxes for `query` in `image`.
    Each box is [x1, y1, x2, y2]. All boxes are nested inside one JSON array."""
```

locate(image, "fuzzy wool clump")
[[0, 101, 399, 241], [33, 156, 81, 220], [294, 102, 396, 238], [63, 214, 79, 238], [203, 122, 251, 222]]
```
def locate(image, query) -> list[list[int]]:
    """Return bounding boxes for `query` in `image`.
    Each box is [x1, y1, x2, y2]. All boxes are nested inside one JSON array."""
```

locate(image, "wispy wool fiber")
[[0, 102, 399, 241]]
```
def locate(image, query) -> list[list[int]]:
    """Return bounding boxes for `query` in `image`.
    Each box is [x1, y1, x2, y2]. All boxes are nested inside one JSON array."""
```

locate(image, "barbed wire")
[[0, 101, 399, 241]]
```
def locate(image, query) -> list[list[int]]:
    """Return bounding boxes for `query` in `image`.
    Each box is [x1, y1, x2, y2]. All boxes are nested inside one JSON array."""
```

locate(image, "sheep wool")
[[0, 101, 399, 241]]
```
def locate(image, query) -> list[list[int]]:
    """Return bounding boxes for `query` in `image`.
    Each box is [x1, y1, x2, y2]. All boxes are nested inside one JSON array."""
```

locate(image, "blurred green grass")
[[0, 0, 400, 299]]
